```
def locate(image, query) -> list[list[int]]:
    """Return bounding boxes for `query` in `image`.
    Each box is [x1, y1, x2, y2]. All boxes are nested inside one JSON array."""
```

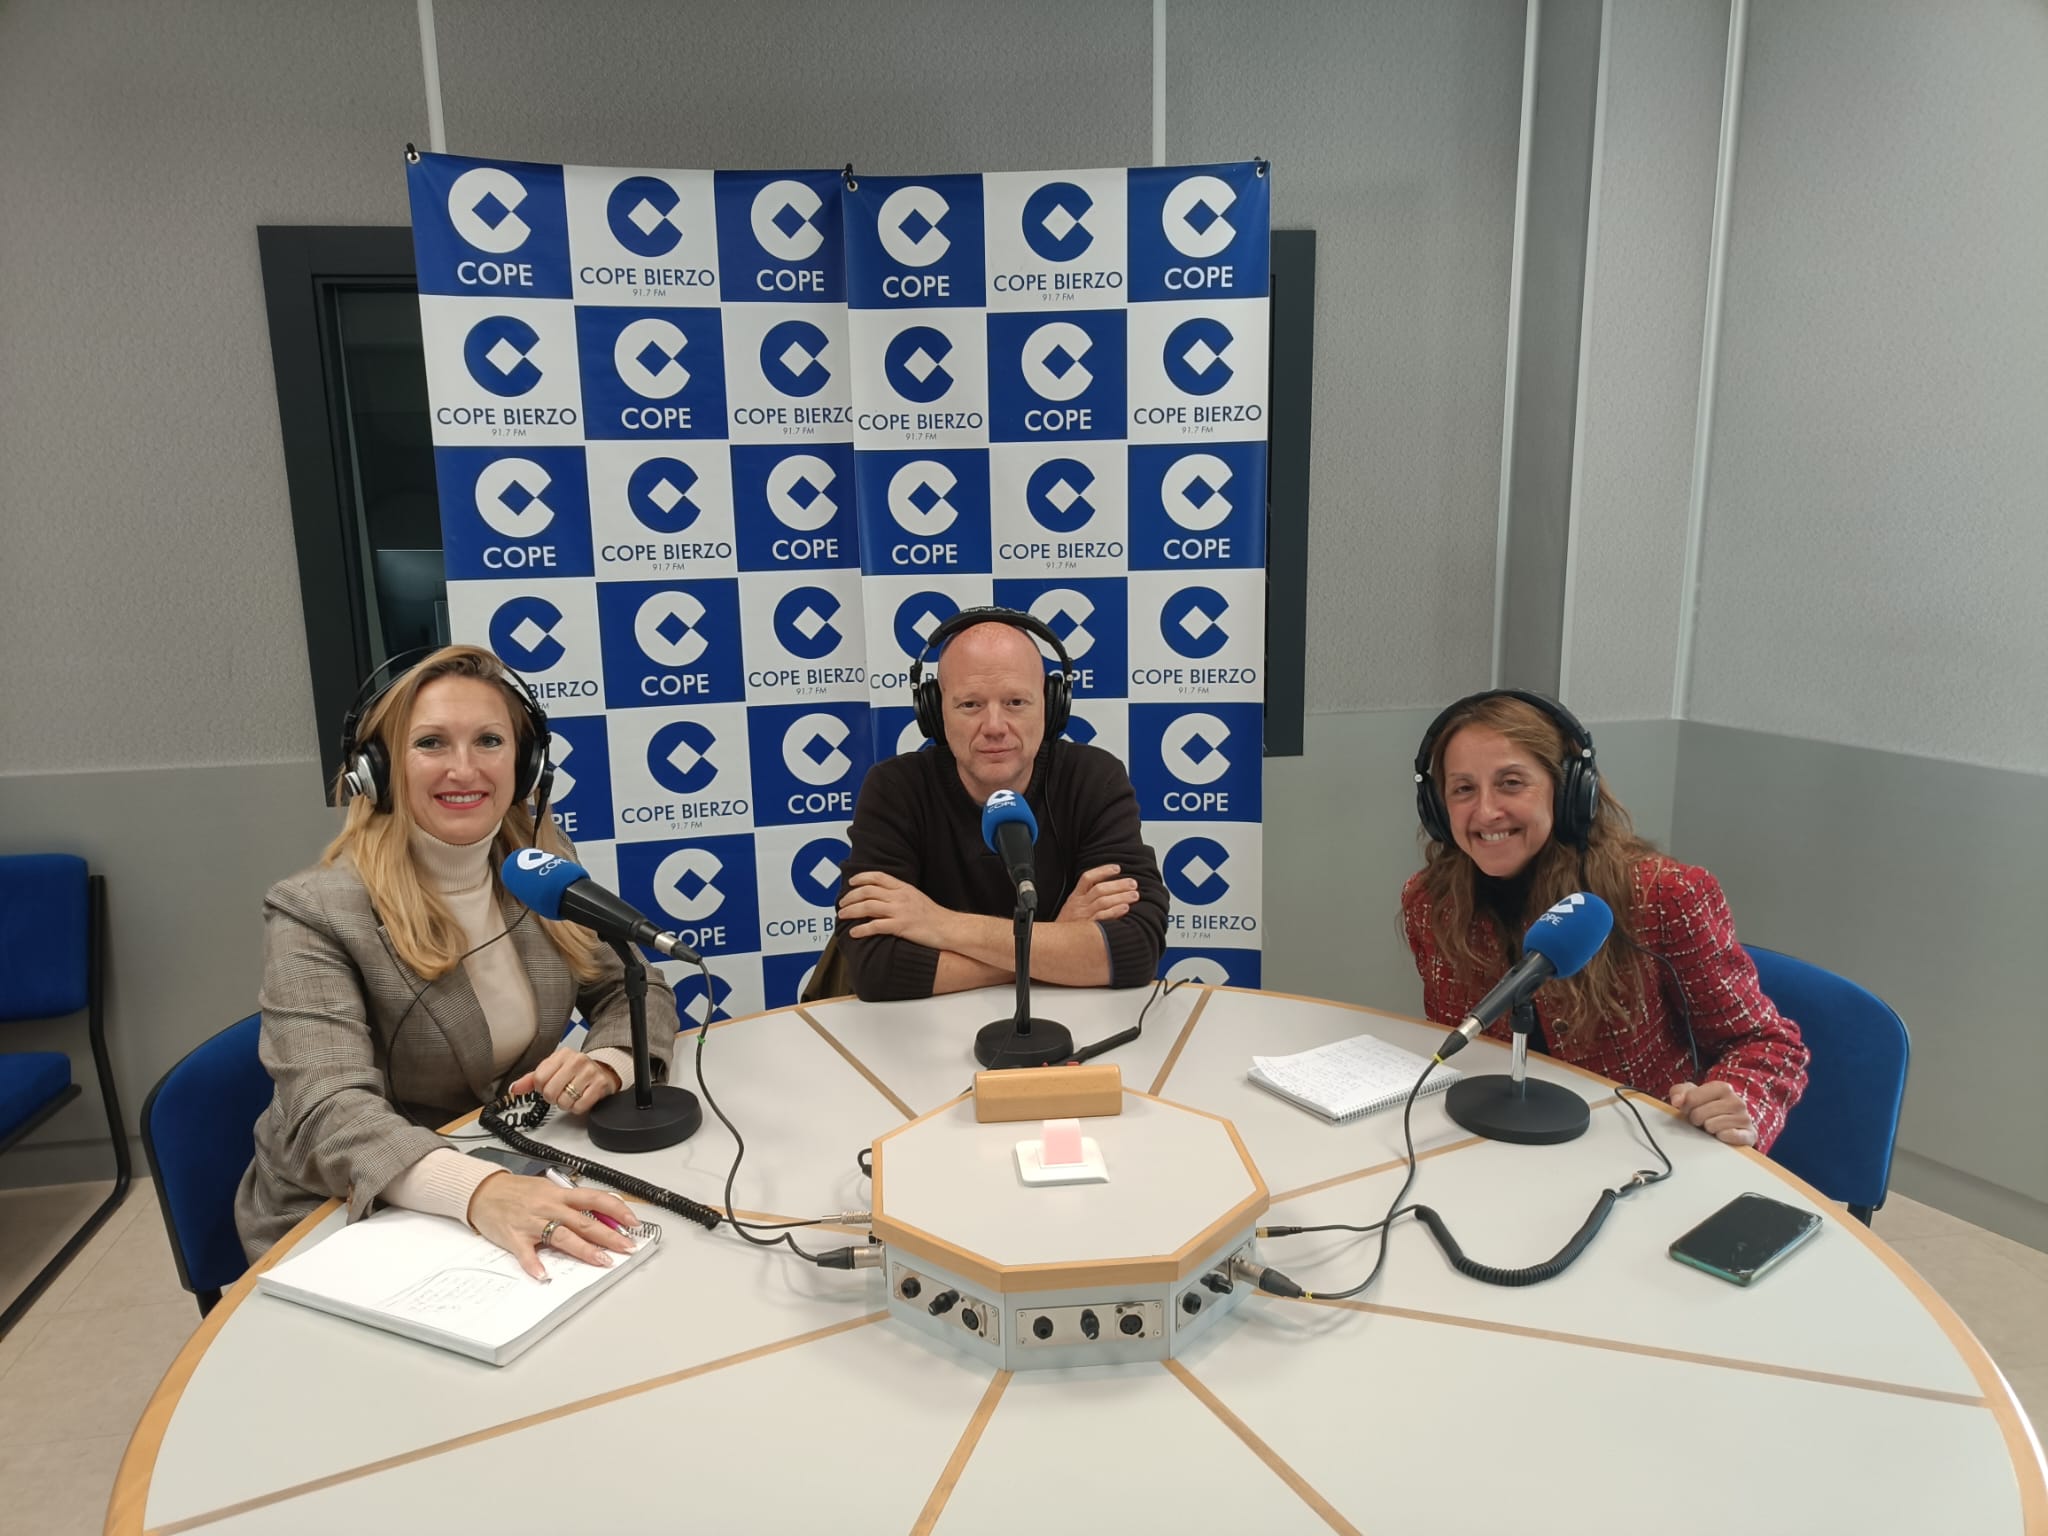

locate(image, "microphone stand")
[[973, 896, 1074, 1069], [1443, 999, 1591, 1145], [586, 940, 704, 1152]]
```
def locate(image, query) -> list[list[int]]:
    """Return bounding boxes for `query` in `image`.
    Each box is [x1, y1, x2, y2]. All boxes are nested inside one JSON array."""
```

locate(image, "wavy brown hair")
[[1414, 694, 1665, 1043], [324, 646, 602, 983]]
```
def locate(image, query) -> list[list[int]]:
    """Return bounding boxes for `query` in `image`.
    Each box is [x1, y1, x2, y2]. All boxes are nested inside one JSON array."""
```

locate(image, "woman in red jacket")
[[1402, 690, 1809, 1150]]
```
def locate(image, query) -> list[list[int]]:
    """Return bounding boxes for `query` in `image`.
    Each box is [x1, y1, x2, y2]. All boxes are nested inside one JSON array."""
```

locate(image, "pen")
[[544, 1166, 629, 1234]]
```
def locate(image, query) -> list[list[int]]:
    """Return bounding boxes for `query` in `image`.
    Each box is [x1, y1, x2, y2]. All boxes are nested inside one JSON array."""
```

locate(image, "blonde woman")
[[235, 647, 677, 1276]]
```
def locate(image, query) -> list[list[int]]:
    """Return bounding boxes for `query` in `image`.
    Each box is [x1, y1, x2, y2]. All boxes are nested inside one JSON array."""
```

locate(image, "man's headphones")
[[338, 648, 554, 815], [1414, 689, 1600, 849], [909, 606, 1074, 742]]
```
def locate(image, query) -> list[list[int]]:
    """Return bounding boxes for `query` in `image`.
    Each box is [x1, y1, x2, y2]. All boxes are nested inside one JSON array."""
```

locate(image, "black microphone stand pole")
[[1442, 999, 1590, 1145], [587, 940, 703, 1152], [973, 897, 1074, 1069]]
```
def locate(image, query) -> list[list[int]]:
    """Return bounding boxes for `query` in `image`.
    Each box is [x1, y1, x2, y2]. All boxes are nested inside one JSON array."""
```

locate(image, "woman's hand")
[[510, 1047, 622, 1115], [466, 1172, 638, 1281], [1668, 1080, 1758, 1147]]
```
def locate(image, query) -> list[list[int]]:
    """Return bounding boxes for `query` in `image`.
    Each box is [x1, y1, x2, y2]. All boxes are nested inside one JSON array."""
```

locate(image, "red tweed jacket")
[[1400, 858, 1809, 1151]]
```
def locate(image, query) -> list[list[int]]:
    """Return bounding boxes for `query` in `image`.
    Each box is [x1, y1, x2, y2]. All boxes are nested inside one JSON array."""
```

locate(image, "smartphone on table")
[[1669, 1193, 1822, 1286]]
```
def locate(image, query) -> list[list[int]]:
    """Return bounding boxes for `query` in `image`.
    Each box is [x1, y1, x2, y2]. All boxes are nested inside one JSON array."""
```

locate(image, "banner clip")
[[842, 162, 858, 191], [1254, 157, 1268, 178], [405, 142, 422, 165]]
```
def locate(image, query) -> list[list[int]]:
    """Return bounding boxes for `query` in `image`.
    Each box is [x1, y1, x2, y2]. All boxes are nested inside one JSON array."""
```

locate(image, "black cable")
[[1255, 1082, 1675, 1296], [1069, 975, 1186, 1064]]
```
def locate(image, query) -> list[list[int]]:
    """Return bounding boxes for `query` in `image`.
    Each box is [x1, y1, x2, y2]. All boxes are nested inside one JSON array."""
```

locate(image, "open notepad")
[[1248, 1033, 1459, 1123], [256, 1207, 661, 1366]]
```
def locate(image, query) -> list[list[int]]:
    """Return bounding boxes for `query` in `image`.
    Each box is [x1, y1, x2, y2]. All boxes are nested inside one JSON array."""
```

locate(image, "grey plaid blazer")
[[233, 857, 677, 1260]]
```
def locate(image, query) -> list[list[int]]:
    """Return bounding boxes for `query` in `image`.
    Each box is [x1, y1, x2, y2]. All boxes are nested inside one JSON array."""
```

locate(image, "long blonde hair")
[[1414, 694, 1665, 1041], [325, 646, 603, 983]]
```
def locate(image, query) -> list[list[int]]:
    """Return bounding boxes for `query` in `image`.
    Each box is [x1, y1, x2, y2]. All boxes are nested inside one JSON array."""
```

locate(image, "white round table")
[[111, 985, 2048, 1535]]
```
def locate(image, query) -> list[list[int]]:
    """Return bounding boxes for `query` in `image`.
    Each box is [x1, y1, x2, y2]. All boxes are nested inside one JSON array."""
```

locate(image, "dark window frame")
[[261, 224, 1316, 794]]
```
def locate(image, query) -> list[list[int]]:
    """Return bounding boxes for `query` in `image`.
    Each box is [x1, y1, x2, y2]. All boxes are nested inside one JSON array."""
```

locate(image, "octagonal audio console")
[[869, 1091, 1269, 1370]]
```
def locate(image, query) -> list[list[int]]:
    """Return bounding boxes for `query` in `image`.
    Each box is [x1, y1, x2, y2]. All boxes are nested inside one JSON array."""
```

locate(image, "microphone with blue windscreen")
[[501, 850, 700, 963], [1437, 891, 1615, 1145], [980, 790, 1040, 915]]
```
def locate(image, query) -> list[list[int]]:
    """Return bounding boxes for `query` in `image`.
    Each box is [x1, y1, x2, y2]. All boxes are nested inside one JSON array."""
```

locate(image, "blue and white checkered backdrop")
[[406, 153, 1270, 1021]]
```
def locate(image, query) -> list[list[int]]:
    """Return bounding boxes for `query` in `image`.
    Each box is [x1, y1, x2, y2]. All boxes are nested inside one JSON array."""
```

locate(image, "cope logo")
[[877, 185, 951, 267], [489, 595, 567, 672], [411, 157, 570, 297], [1027, 458, 1097, 533], [628, 457, 704, 533], [747, 702, 873, 827], [606, 176, 686, 258], [543, 714, 613, 843], [856, 450, 992, 575], [1161, 586, 1230, 658], [759, 319, 832, 397], [1127, 164, 1269, 302], [1021, 182, 1095, 262], [713, 172, 843, 304], [772, 587, 845, 659], [1163, 836, 1232, 905], [893, 591, 959, 660], [436, 446, 595, 582], [646, 718, 721, 796], [1063, 715, 1097, 745], [1030, 589, 1098, 659], [789, 836, 850, 907], [1163, 317, 1235, 396], [1129, 441, 1266, 570], [753, 179, 826, 262], [597, 578, 745, 707], [576, 307, 728, 440], [449, 166, 533, 252], [463, 316, 544, 397], [618, 832, 761, 958], [1162, 175, 1238, 259], [988, 311, 1126, 443], [846, 174, 984, 308], [1162, 948, 1260, 988], [1129, 702, 1263, 822], [883, 326, 955, 403], [732, 445, 858, 572]]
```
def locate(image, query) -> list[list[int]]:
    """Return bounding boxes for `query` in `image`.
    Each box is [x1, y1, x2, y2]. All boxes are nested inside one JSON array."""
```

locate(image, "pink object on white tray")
[[1015, 1118, 1108, 1185]]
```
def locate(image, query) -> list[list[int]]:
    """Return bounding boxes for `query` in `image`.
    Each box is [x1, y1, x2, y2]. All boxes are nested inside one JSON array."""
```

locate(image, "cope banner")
[[408, 154, 1269, 1012]]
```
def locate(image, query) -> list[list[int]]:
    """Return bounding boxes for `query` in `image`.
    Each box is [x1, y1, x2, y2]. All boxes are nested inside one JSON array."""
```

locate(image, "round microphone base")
[[974, 1018, 1075, 1070], [586, 1084, 703, 1153], [1443, 1074, 1590, 1145]]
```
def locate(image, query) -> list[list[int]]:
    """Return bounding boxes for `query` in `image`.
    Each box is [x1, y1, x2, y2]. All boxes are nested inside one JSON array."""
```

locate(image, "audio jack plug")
[[1231, 1254, 1306, 1299]]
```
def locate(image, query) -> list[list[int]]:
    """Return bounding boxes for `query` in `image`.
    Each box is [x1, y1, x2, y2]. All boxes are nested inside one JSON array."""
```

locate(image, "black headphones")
[[909, 606, 1074, 742], [338, 647, 554, 816], [1414, 689, 1599, 850]]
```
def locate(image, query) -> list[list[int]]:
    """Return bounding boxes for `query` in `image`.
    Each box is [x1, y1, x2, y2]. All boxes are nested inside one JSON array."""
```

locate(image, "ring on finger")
[[563, 1083, 584, 1103], [540, 1219, 561, 1246]]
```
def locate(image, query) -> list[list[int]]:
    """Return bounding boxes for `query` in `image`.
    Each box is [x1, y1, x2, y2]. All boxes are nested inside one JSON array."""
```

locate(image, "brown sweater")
[[838, 741, 1169, 1001]]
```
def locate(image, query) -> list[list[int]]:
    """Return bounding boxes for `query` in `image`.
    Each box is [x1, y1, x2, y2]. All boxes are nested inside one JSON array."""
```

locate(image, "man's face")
[[937, 623, 1047, 804]]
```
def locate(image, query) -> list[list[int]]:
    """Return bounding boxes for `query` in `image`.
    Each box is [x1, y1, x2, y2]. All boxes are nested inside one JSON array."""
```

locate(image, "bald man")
[[836, 617, 1168, 1002]]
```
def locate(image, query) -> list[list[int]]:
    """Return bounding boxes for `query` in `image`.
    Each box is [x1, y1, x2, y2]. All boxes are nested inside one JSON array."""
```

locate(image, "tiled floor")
[[1, 1179, 2044, 1533]]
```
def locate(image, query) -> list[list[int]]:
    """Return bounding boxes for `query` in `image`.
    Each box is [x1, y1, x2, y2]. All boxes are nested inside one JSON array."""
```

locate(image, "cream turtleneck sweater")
[[379, 827, 632, 1225]]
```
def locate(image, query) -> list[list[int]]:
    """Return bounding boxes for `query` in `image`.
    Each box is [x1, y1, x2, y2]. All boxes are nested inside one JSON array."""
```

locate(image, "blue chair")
[[1746, 944, 1910, 1225], [0, 854, 131, 1335], [141, 1015, 271, 1316]]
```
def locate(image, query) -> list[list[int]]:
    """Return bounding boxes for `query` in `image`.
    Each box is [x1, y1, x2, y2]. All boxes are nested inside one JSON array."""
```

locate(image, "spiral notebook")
[[1247, 1033, 1459, 1123], [257, 1207, 662, 1366]]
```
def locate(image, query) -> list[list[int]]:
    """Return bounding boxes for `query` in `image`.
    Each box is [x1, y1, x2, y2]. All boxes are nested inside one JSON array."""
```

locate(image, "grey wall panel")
[[0, 762, 338, 1188], [1496, 0, 1600, 699], [0, 0, 425, 774], [434, 0, 1152, 172], [1563, 0, 1726, 721], [1689, 0, 2048, 772], [1671, 723, 2048, 1249], [1170, 0, 1527, 711]]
